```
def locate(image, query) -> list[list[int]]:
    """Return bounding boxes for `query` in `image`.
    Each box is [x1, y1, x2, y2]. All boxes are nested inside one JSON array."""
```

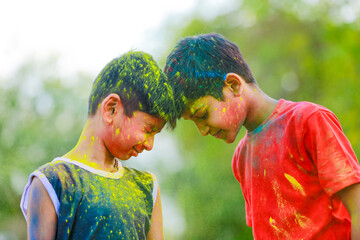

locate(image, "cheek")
[[120, 126, 148, 147], [222, 112, 240, 126], [114, 119, 140, 142], [219, 102, 245, 126], [108, 129, 125, 150]]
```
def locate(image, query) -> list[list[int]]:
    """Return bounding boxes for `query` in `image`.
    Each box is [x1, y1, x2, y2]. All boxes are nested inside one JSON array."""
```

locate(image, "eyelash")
[[144, 127, 152, 133], [197, 111, 208, 120], [202, 112, 208, 119]]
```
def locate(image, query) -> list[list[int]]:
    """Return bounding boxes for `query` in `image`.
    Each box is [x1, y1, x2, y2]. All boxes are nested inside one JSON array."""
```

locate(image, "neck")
[[63, 117, 117, 172], [243, 86, 278, 132]]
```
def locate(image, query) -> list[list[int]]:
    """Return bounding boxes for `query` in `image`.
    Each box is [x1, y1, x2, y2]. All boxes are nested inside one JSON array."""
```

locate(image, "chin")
[[226, 126, 243, 144], [225, 138, 235, 144], [224, 133, 237, 143], [117, 154, 131, 161]]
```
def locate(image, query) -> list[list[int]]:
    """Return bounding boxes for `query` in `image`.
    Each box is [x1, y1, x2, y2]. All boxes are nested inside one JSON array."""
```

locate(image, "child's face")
[[182, 87, 246, 143], [106, 111, 165, 160]]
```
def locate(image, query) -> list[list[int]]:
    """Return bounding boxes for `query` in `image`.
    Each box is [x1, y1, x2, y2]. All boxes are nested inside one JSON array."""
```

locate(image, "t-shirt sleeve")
[[148, 172, 158, 208], [303, 110, 360, 196], [20, 170, 61, 221], [232, 141, 252, 227], [232, 144, 242, 184]]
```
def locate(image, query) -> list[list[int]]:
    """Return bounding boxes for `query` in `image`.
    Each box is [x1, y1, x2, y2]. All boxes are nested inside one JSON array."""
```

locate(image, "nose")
[[195, 121, 210, 136], [143, 135, 155, 151]]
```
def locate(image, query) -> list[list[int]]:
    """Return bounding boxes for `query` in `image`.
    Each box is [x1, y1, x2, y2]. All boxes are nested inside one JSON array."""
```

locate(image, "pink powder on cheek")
[[218, 101, 243, 125]]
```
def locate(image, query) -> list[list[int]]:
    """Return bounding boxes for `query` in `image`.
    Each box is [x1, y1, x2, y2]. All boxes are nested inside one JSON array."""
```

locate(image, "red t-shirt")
[[232, 99, 360, 239]]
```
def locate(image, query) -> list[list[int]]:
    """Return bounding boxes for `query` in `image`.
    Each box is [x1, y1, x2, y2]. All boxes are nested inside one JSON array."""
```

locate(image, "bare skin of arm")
[[147, 184, 164, 240], [27, 177, 57, 240], [337, 182, 360, 240]]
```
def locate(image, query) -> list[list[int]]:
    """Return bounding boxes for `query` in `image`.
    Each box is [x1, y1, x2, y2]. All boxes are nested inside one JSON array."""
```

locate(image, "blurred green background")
[[1, 0, 359, 239]]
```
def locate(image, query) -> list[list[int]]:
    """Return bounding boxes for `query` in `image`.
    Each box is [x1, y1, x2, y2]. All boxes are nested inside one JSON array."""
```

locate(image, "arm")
[[337, 183, 360, 240], [303, 110, 360, 238], [27, 177, 57, 240], [147, 183, 164, 240]]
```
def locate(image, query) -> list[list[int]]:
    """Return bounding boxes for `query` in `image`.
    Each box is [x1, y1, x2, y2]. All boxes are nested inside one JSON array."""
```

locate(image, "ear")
[[224, 73, 244, 96], [101, 94, 123, 124]]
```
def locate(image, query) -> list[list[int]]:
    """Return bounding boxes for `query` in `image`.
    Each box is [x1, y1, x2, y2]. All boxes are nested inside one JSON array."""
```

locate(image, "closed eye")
[[191, 106, 208, 121], [144, 126, 153, 134], [199, 111, 208, 120], [193, 111, 208, 121], [144, 124, 162, 134]]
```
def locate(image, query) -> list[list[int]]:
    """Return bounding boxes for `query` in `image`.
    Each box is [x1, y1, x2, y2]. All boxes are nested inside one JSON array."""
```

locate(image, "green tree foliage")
[[0, 57, 91, 239], [160, 0, 360, 239]]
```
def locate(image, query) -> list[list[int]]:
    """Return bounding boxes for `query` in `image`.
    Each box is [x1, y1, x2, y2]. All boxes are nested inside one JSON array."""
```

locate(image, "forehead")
[[181, 96, 217, 118], [132, 111, 165, 128]]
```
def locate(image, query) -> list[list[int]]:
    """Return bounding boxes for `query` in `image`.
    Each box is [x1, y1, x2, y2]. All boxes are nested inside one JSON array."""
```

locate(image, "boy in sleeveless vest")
[[164, 33, 360, 239], [21, 51, 177, 239]]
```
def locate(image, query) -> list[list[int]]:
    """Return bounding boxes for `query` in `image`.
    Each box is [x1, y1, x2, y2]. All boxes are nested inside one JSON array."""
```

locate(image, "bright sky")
[[1, 0, 358, 82], [0, 0, 198, 80]]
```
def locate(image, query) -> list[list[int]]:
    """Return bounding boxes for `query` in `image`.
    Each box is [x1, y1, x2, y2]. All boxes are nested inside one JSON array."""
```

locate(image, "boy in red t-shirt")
[[164, 33, 360, 239]]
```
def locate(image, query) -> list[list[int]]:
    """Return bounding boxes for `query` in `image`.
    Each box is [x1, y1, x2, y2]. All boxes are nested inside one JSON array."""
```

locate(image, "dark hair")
[[164, 33, 256, 116], [88, 51, 177, 128]]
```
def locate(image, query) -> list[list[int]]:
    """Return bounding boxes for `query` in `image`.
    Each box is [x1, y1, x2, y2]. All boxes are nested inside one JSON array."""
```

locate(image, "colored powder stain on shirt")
[[272, 180, 304, 230], [40, 160, 154, 238], [252, 123, 265, 135], [269, 217, 291, 238], [284, 173, 306, 196], [272, 180, 286, 213], [269, 217, 280, 231], [294, 211, 311, 229], [116, 128, 120, 136]]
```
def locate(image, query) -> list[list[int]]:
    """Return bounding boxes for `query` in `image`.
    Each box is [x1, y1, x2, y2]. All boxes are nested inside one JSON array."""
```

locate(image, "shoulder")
[[123, 166, 155, 184], [37, 158, 76, 171], [122, 167, 158, 203], [36, 158, 80, 179], [277, 99, 335, 124], [20, 159, 68, 219], [281, 99, 329, 114], [32, 159, 88, 196]]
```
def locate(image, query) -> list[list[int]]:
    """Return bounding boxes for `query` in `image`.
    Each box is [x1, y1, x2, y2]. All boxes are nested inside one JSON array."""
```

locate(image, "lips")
[[132, 147, 139, 157], [212, 129, 222, 138], [132, 146, 144, 157]]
